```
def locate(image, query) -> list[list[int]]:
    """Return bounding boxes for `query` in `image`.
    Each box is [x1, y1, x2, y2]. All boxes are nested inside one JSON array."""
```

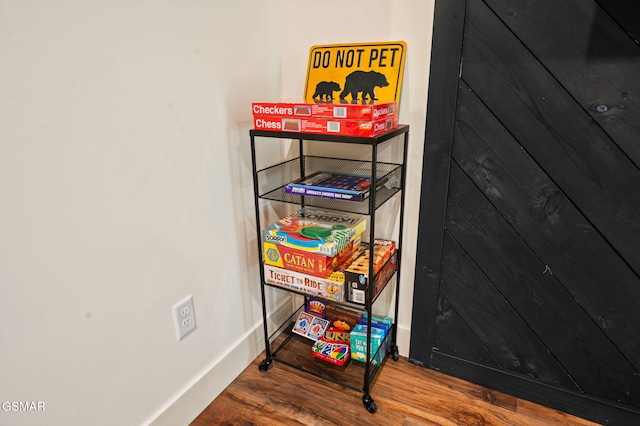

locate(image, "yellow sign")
[[304, 41, 407, 105]]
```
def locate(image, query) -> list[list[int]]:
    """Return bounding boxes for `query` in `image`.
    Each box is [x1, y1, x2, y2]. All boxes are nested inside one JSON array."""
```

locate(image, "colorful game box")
[[345, 239, 398, 304], [253, 115, 398, 137], [263, 263, 348, 301], [350, 323, 389, 365], [263, 244, 369, 302], [285, 171, 389, 202], [312, 337, 351, 366], [252, 101, 396, 121], [263, 233, 361, 278], [262, 208, 367, 257]]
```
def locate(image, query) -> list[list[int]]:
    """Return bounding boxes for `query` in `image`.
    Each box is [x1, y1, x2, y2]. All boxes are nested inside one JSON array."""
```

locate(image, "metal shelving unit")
[[250, 125, 409, 413]]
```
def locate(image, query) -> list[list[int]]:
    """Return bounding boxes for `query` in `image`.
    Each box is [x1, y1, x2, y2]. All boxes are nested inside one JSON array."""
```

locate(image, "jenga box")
[[345, 239, 397, 304], [262, 208, 366, 257], [253, 115, 398, 138], [263, 233, 361, 278], [252, 101, 397, 121]]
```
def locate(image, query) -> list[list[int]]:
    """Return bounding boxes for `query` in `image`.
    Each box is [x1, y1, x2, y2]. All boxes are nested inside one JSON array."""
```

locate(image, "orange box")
[[345, 239, 397, 304]]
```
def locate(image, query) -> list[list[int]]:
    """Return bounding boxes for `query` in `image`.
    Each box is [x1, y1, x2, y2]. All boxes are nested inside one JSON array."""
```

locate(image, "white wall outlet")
[[173, 295, 197, 340]]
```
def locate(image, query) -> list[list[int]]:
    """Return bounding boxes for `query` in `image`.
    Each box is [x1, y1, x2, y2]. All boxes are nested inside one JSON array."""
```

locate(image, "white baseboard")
[[396, 322, 411, 358], [144, 297, 295, 426], [145, 298, 412, 426]]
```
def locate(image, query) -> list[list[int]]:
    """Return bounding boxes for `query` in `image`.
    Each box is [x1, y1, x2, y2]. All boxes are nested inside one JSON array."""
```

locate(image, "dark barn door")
[[410, 0, 640, 423]]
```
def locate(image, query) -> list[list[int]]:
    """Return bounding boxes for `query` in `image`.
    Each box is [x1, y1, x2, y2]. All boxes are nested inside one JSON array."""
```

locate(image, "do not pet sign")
[[304, 41, 407, 105]]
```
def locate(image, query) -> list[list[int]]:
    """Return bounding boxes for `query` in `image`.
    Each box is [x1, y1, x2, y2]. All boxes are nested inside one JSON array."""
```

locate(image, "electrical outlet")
[[173, 295, 197, 340]]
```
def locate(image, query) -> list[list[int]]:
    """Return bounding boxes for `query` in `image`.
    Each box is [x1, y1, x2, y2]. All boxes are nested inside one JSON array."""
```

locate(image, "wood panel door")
[[410, 1, 640, 423]]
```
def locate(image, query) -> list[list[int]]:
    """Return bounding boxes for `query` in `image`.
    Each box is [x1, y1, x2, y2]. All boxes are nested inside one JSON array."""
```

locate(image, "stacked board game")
[[263, 240, 397, 304], [252, 101, 396, 121], [253, 114, 398, 137]]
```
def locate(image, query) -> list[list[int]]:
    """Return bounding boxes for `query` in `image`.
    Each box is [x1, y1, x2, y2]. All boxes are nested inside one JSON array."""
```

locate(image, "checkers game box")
[[252, 101, 396, 121], [253, 115, 398, 138]]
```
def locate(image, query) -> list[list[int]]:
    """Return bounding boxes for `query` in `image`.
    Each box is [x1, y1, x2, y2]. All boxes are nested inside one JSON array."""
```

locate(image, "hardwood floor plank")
[[192, 353, 599, 425]]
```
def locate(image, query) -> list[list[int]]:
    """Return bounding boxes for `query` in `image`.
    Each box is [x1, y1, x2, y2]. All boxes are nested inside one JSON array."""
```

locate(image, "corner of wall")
[[144, 297, 294, 426]]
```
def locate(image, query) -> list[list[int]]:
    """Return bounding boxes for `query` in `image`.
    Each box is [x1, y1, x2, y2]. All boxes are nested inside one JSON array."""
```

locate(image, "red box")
[[263, 234, 361, 278], [252, 101, 396, 121], [253, 115, 398, 137]]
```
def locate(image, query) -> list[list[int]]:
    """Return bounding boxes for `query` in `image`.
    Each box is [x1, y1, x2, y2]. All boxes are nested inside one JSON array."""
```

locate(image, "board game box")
[[263, 262, 348, 302], [252, 101, 396, 121], [253, 115, 398, 137], [345, 239, 398, 304], [262, 207, 366, 257], [263, 233, 361, 278], [350, 323, 389, 365], [263, 243, 369, 302], [284, 171, 389, 202]]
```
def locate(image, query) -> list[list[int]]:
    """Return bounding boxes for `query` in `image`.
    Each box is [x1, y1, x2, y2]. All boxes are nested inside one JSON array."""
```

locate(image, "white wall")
[[0, 1, 434, 425]]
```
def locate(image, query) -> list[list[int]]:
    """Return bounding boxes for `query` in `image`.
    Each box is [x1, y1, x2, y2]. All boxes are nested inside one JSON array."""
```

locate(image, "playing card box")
[[312, 337, 350, 366], [292, 312, 330, 341]]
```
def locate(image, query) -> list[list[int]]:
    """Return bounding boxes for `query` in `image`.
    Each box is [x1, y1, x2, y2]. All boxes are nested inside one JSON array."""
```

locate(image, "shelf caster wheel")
[[258, 358, 272, 372], [362, 395, 377, 413], [392, 345, 400, 361]]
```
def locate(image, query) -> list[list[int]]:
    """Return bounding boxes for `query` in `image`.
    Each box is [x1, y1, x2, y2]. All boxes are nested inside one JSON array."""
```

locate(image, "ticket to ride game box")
[[263, 233, 362, 278], [262, 207, 367, 257], [263, 262, 348, 301], [252, 101, 396, 121]]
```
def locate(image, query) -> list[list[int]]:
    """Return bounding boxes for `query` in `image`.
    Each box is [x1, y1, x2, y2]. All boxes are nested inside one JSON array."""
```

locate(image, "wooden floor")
[[191, 353, 600, 426]]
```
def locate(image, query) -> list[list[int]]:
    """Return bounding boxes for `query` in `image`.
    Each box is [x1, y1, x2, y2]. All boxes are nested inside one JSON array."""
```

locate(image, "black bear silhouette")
[[312, 81, 341, 102], [340, 70, 389, 102]]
